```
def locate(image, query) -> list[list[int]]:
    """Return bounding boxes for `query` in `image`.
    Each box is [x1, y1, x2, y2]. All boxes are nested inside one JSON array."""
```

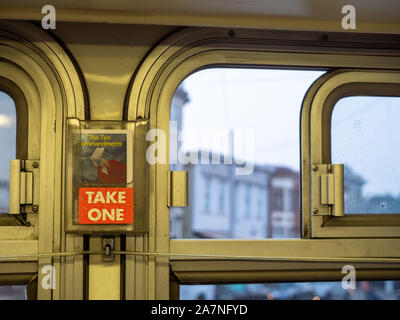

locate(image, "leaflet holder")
[[65, 118, 148, 234]]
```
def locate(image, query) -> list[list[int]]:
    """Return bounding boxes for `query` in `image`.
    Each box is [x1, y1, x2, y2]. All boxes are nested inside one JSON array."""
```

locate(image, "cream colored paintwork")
[[89, 262, 121, 300], [88, 237, 121, 300], [52, 23, 176, 120]]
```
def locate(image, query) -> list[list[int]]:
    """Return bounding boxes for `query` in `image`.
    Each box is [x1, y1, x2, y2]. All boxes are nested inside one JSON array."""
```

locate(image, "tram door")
[[0, 20, 86, 300]]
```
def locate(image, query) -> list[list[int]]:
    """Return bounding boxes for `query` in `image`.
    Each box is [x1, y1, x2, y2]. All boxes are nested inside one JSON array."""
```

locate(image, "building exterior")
[[343, 166, 366, 214], [179, 159, 301, 240], [268, 167, 300, 238], [182, 157, 272, 239]]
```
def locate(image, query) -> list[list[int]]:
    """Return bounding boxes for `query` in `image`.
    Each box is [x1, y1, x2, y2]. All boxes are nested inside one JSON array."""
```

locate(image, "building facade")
[[182, 158, 271, 239], [268, 167, 300, 238]]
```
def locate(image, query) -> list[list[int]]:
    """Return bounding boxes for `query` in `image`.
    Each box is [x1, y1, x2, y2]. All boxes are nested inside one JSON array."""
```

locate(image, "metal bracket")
[[312, 163, 344, 217], [9, 159, 40, 214], [168, 171, 188, 207], [102, 236, 115, 262]]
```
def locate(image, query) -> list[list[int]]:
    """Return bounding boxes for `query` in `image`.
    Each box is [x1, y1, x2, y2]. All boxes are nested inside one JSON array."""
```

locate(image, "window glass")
[[170, 69, 324, 239], [0, 286, 26, 300], [0, 92, 16, 214], [332, 96, 400, 214], [180, 281, 400, 300]]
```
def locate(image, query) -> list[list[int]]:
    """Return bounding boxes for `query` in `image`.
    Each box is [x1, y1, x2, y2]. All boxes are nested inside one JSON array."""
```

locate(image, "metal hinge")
[[9, 159, 40, 214], [312, 163, 344, 217], [167, 171, 188, 207]]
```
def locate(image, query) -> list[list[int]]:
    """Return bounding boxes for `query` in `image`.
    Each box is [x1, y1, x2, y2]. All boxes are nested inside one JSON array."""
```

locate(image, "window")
[[170, 68, 325, 239], [0, 92, 16, 214], [244, 184, 251, 218], [257, 190, 263, 220], [332, 96, 400, 214], [203, 176, 211, 213], [272, 188, 284, 211], [0, 286, 27, 300], [307, 70, 400, 238], [218, 180, 225, 215]]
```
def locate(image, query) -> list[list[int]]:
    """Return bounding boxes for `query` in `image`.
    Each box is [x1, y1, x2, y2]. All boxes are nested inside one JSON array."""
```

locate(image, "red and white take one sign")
[[78, 187, 134, 224]]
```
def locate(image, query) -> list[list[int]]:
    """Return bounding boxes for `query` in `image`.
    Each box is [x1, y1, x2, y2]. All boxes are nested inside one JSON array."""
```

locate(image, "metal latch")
[[312, 163, 344, 217], [9, 160, 40, 214], [102, 236, 115, 262], [168, 171, 188, 207]]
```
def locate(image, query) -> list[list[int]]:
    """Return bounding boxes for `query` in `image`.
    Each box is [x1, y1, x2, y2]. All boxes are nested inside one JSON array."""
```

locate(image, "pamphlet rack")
[[65, 118, 149, 234]]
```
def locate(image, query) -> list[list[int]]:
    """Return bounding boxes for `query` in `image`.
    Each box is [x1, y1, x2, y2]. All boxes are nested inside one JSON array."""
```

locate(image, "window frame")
[[0, 73, 39, 232], [125, 27, 400, 299], [0, 261, 38, 300], [305, 70, 400, 238]]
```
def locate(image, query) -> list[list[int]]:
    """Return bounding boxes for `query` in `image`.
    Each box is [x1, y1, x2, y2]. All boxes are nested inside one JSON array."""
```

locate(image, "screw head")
[[32, 205, 38, 212], [312, 166, 318, 172], [313, 208, 319, 215], [32, 162, 39, 168]]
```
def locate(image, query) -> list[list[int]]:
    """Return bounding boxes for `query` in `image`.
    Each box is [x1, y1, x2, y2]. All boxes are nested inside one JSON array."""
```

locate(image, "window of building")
[[218, 180, 225, 215], [170, 68, 325, 239], [257, 190, 263, 220], [272, 188, 284, 212], [288, 187, 297, 212], [202, 176, 211, 213], [332, 96, 400, 214], [0, 92, 16, 214], [244, 184, 251, 218]]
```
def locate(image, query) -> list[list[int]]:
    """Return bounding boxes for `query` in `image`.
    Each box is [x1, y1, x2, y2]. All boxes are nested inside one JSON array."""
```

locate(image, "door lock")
[[102, 236, 115, 262]]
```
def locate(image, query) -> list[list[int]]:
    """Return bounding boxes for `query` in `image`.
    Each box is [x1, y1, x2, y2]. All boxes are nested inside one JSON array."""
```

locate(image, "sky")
[[0, 91, 16, 210], [177, 68, 400, 198]]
